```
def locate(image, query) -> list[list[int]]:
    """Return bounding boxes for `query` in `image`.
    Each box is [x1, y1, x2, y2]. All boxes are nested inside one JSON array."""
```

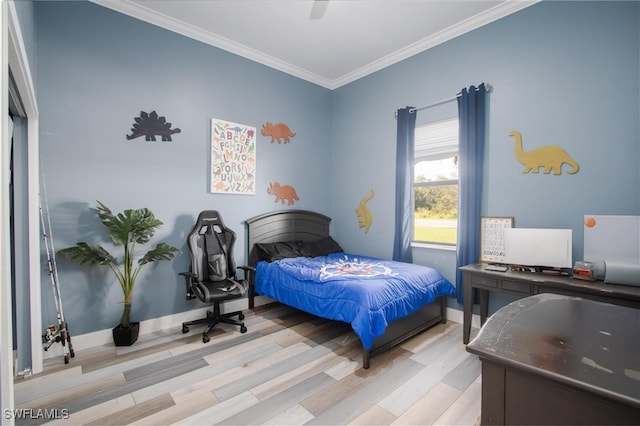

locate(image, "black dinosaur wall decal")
[[127, 111, 181, 141]]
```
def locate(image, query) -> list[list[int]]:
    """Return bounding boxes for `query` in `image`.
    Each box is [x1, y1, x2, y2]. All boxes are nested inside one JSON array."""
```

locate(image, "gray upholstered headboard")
[[244, 209, 331, 257]]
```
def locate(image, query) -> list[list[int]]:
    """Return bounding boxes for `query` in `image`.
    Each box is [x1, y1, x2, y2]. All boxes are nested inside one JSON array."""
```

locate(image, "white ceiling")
[[92, 0, 538, 89]]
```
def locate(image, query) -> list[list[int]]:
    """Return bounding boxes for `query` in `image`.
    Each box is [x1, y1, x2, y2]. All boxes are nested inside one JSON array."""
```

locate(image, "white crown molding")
[[90, 0, 334, 88], [91, 0, 539, 90], [332, 0, 541, 89]]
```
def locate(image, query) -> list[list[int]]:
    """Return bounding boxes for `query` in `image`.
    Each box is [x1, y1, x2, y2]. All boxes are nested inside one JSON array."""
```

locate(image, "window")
[[413, 117, 459, 245]]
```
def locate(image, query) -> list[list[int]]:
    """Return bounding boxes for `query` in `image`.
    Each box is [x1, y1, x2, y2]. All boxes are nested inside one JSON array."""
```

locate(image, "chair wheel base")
[[182, 309, 246, 343]]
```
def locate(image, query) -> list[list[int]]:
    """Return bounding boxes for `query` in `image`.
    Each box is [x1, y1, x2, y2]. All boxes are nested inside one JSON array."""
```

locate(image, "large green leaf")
[[58, 242, 116, 266], [96, 201, 163, 246], [138, 242, 180, 266]]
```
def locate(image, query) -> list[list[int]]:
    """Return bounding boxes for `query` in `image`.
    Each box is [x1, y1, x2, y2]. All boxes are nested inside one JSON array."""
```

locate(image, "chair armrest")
[[179, 271, 198, 300], [237, 265, 255, 280]]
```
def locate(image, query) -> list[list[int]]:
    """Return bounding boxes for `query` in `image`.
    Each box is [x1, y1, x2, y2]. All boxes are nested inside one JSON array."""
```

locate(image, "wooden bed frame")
[[244, 209, 447, 369]]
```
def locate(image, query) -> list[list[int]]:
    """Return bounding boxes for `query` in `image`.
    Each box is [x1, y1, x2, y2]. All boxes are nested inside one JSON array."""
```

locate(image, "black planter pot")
[[112, 322, 140, 346]]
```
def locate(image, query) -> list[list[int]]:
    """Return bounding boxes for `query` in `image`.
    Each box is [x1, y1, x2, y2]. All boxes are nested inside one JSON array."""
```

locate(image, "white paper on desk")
[[584, 215, 640, 265]]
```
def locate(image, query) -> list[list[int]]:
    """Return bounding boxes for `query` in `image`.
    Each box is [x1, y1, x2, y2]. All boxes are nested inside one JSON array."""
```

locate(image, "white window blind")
[[414, 117, 458, 162]]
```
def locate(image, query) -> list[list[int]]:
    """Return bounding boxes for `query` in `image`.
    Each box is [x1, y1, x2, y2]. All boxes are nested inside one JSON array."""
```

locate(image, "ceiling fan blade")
[[310, 0, 329, 20]]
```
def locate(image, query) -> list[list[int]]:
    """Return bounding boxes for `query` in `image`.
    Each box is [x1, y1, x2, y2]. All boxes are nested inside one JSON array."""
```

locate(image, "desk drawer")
[[502, 280, 532, 294], [471, 275, 498, 288]]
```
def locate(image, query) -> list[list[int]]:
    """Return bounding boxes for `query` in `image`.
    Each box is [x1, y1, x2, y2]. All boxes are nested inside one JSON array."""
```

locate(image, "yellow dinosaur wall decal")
[[509, 130, 580, 175], [356, 189, 375, 233]]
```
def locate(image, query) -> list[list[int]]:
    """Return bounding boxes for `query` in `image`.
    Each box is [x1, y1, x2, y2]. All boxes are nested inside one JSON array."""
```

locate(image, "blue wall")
[[34, 1, 332, 334], [31, 1, 639, 335], [331, 1, 640, 311]]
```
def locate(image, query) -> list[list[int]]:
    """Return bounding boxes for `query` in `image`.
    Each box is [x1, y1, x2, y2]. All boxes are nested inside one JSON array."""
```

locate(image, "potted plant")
[[58, 201, 180, 346]]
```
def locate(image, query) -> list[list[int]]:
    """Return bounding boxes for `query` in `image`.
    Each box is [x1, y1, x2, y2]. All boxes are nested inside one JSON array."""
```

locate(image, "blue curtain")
[[455, 84, 487, 304], [393, 107, 416, 263]]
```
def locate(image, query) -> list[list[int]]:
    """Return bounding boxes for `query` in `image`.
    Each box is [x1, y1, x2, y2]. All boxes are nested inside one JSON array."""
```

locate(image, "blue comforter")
[[255, 252, 456, 349]]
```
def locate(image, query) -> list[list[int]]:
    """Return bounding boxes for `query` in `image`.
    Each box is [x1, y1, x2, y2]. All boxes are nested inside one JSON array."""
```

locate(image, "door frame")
[[2, 0, 41, 415]]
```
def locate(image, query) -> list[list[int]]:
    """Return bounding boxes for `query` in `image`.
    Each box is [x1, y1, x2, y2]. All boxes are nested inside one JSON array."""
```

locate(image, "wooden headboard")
[[244, 210, 331, 252], [245, 210, 331, 266], [244, 210, 332, 309]]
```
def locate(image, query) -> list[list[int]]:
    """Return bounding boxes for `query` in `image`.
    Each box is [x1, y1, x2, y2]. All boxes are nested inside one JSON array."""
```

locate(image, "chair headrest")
[[195, 210, 223, 225]]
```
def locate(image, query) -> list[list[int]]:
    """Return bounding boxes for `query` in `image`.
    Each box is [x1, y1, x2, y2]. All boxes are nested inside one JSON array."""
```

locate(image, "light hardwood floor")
[[14, 303, 481, 426]]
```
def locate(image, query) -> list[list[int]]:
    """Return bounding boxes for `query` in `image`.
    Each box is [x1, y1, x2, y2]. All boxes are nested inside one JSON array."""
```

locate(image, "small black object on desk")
[[484, 263, 509, 272]]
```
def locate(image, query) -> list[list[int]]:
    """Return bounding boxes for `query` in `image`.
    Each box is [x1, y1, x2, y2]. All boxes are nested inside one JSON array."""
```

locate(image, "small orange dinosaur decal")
[[268, 182, 299, 205], [261, 122, 296, 144]]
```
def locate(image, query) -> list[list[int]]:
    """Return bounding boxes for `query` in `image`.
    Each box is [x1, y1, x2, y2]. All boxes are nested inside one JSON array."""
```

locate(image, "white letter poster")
[[210, 118, 256, 194], [480, 216, 514, 263]]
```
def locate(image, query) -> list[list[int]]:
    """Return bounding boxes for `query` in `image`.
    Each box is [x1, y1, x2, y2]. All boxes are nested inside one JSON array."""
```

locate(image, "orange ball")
[[584, 217, 596, 228]]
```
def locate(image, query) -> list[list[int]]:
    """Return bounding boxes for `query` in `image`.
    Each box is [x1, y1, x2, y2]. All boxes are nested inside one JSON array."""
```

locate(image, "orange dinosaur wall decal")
[[356, 189, 375, 233], [268, 182, 299, 205], [261, 122, 296, 144], [509, 130, 580, 175]]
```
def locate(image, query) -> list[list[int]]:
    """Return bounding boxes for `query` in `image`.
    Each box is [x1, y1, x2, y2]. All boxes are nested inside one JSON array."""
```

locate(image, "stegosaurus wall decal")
[[127, 110, 181, 142]]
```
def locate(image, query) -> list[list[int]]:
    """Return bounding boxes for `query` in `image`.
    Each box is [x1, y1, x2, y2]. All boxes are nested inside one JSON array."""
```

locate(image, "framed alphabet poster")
[[210, 118, 256, 194], [480, 216, 514, 263]]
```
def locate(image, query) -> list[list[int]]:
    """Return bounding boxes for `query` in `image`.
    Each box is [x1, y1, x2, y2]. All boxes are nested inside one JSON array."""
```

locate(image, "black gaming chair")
[[180, 210, 250, 343]]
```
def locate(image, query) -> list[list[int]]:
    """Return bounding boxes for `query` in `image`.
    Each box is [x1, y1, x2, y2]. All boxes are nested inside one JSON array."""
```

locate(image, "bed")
[[244, 210, 457, 369]]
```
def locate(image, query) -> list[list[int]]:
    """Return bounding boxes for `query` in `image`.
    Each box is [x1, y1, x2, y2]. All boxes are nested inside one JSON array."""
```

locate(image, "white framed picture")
[[480, 216, 514, 263], [210, 118, 256, 194]]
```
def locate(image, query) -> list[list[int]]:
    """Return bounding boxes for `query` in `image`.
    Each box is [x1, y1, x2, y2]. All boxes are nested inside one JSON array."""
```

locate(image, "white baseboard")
[[446, 307, 481, 329], [43, 298, 253, 360], [44, 299, 477, 360]]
